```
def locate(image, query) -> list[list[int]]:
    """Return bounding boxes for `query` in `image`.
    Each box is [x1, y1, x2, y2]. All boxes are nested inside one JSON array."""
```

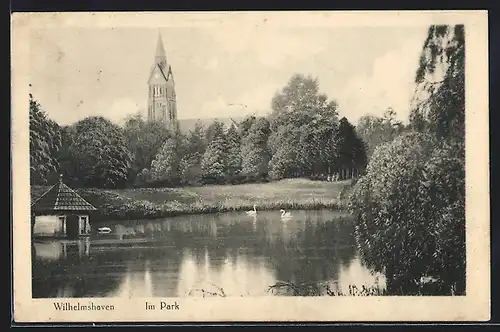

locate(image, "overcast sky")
[[29, 24, 429, 126]]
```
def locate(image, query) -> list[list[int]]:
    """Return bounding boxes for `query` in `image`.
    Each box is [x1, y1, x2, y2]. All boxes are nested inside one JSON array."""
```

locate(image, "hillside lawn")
[[31, 178, 353, 221]]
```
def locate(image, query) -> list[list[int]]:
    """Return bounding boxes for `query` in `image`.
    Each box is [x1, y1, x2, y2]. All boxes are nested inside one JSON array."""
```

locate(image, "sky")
[[29, 24, 429, 126]]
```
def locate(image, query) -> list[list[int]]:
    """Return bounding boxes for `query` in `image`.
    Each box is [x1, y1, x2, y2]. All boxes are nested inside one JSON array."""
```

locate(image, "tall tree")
[[348, 133, 438, 294], [29, 94, 62, 185], [56, 125, 77, 185], [334, 117, 366, 179], [225, 124, 243, 177], [268, 124, 303, 180], [298, 115, 340, 176], [241, 117, 271, 178], [69, 116, 131, 188], [268, 73, 339, 179], [356, 108, 404, 160], [410, 25, 465, 143], [179, 121, 206, 185], [238, 115, 257, 139], [150, 134, 183, 185], [201, 120, 228, 184], [269, 73, 338, 130], [348, 24, 466, 295], [205, 120, 225, 146], [123, 113, 171, 182]]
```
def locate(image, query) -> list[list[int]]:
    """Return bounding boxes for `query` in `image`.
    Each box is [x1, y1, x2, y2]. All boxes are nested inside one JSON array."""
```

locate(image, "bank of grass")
[[31, 178, 353, 221]]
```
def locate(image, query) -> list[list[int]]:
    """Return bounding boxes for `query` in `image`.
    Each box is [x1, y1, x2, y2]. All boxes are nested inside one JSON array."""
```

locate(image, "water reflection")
[[32, 210, 386, 298]]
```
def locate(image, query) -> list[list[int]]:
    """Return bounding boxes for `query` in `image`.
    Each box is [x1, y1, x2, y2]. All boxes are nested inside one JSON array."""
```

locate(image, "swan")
[[280, 209, 292, 219], [246, 205, 257, 216]]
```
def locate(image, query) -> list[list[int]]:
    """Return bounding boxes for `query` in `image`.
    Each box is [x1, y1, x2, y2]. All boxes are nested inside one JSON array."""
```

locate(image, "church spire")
[[155, 31, 167, 69]]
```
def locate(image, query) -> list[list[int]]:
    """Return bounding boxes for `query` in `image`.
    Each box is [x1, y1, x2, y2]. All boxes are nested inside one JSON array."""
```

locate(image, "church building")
[[147, 32, 178, 127]]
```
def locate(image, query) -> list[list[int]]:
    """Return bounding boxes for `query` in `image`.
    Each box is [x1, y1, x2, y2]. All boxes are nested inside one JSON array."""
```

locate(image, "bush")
[[348, 132, 465, 295]]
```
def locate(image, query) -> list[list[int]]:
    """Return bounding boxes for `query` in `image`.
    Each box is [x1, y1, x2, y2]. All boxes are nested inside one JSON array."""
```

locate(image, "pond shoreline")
[[31, 179, 353, 222], [91, 202, 349, 223]]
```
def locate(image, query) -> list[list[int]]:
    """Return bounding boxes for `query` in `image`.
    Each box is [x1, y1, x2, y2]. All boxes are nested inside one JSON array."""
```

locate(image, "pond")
[[32, 209, 386, 298]]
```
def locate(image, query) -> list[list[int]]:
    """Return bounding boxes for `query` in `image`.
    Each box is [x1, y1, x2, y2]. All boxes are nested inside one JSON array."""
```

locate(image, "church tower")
[[147, 32, 177, 127]]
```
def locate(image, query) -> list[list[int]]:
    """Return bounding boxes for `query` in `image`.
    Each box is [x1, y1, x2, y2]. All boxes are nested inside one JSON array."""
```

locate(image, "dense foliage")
[[348, 24, 466, 295], [201, 120, 229, 184], [122, 113, 171, 183], [122, 74, 365, 187], [29, 94, 62, 185], [267, 74, 366, 180], [241, 117, 271, 180], [355, 108, 405, 160], [178, 121, 206, 186], [65, 117, 132, 188], [410, 25, 465, 143]]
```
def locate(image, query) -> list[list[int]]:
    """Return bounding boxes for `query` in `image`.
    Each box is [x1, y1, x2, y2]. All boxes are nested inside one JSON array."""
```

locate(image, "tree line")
[[30, 73, 391, 189]]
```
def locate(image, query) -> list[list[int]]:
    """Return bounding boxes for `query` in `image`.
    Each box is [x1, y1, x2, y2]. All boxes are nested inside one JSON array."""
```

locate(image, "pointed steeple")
[[155, 31, 167, 70]]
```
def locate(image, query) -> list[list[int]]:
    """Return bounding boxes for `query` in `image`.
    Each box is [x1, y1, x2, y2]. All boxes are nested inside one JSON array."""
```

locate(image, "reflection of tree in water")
[[261, 214, 358, 296], [32, 240, 126, 298], [33, 211, 361, 298], [117, 247, 183, 297], [32, 237, 186, 298], [161, 211, 358, 296]]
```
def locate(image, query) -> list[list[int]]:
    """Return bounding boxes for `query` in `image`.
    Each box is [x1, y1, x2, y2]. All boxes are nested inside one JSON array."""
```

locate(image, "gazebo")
[[31, 175, 98, 239]]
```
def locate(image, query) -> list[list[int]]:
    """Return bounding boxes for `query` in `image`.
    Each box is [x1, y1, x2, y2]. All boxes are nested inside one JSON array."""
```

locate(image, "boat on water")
[[97, 227, 112, 234]]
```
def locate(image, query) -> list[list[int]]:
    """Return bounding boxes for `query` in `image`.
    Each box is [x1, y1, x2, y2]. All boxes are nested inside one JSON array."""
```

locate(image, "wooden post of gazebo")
[[31, 175, 98, 239]]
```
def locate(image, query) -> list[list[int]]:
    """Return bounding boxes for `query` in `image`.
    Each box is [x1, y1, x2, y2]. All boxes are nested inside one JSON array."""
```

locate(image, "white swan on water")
[[280, 209, 292, 219], [246, 205, 257, 216]]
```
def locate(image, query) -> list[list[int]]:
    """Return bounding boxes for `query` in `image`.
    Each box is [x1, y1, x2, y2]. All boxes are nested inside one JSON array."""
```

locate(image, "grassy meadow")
[[31, 178, 353, 221]]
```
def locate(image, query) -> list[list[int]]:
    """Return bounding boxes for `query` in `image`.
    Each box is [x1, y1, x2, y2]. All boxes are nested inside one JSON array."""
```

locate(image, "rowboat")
[[97, 227, 112, 234]]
